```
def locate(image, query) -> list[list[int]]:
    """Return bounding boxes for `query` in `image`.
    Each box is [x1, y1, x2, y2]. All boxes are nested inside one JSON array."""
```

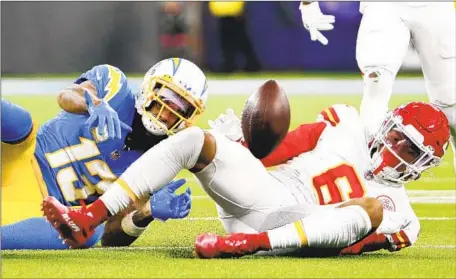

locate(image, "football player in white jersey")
[[40, 90, 450, 256], [299, 1, 456, 173], [193, 101, 450, 258]]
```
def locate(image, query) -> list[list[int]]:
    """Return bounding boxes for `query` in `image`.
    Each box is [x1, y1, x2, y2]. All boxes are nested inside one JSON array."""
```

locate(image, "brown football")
[[241, 80, 291, 159]]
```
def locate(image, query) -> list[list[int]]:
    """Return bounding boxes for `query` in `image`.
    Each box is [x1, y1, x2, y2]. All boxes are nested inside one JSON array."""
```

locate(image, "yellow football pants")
[[1, 123, 48, 225]]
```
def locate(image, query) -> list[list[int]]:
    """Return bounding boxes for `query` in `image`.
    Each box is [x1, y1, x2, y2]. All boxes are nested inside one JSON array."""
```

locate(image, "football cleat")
[[41, 196, 96, 249], [194, 232, 271, 259]]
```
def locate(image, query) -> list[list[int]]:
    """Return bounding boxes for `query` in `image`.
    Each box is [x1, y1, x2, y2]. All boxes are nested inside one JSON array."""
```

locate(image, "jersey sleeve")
[[316, 104, 359, 127], [75, 64, 132, 110], [259, 104, 360, 168], [260, 122, 327, 167]]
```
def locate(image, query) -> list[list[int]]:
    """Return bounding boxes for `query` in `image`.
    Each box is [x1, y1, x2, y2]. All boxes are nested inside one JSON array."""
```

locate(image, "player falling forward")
[[2, 58, 208, 249], [299, 1, 456, 172], [42, 81, 450, 257]]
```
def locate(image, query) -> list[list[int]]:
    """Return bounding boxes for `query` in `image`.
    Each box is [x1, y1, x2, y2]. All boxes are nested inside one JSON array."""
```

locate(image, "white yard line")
[[181, 217, 455, 221], [412, 245, 456, 249], [101, 245, 455, 251], [407, 190, 456, 196], [1, 78, 428, 95], [418, 177, 455, 183], [191, 189, 456, 204]]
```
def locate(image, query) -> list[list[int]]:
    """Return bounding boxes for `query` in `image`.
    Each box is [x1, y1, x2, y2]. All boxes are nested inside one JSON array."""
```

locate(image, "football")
[[241, 79, 291, 159]]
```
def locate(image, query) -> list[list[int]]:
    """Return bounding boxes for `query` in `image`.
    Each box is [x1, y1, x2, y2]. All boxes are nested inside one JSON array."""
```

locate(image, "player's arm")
[[261, 104, 352, 167], [59, 64, 132, 139], [340, 211, 420, 255], [207, 108, 328, 167], [57, 64, 129, 114], [260, 122, 327, 167], [101, 179, 191, 247], [57, 81, 100, 114]]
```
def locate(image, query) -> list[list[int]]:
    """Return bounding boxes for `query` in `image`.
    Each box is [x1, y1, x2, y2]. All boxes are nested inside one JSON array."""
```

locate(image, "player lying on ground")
[[41, 81, 450, 255], [194, 100, 450, 258], [299, 1, 456, 173], [1, 58, 208, 249]]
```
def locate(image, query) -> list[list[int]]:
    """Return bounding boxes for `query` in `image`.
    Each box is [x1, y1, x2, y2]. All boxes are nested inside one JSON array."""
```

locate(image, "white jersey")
[[277, 104, 420, 251]]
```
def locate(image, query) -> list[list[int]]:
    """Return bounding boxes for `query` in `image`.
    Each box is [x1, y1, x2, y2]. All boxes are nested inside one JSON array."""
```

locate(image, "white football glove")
[[377, 210, 412, 235], [208, 109, 243, 142], [299, 2, 335, 46]]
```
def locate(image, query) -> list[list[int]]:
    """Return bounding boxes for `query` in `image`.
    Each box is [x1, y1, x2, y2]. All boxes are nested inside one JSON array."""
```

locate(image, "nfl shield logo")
[[111, 150, 121, 160]]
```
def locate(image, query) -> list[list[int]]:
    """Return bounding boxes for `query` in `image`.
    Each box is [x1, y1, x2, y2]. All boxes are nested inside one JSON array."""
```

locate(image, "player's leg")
[[41, 127, 217, 247], [1, 99, 48, 226], [195, 197, 383, 258], [411, 3, 456, 171], [356, 4, 411, 136], [42, 126, 299, 247], [1, 218, 105, 250], [1, 99, 33, 143], [194, 131, 298, 233]]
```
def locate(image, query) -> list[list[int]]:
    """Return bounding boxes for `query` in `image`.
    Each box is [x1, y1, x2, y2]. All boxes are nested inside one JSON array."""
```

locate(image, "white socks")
[[267, 222, 303, 249], [267, 205, 372, 249]]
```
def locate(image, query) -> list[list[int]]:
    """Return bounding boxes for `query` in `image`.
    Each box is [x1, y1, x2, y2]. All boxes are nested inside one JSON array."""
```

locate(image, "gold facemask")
[[141, 75, 205, 135]]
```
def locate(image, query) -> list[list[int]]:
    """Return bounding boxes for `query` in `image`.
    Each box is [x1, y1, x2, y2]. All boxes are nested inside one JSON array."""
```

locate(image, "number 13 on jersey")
[[312, 164, 366, 205], [45, 137, 117, 203]]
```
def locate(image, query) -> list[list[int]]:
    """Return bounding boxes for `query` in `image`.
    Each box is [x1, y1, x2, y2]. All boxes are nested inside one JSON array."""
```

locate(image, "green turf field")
[[2, 94, 455, 278]]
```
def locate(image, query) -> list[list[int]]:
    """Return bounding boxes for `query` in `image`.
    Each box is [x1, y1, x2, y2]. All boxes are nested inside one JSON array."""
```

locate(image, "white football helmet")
[[136, 58, 209, 136]]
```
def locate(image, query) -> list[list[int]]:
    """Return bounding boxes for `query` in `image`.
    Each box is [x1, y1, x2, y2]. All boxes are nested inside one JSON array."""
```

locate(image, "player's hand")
[[208, 108, 243, 142], [299, 2, 335, 46], [150, 179, 192, 221], [85, 91, 132, 139], [377, 210, 411, 234]]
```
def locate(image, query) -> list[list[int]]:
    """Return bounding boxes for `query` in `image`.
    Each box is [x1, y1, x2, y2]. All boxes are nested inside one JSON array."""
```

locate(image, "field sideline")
[[2, 94, 455, 278]]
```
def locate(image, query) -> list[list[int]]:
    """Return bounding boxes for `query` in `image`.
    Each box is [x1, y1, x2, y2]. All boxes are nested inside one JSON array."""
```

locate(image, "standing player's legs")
[[356, 4, 411, 136], [411, 3, 456, 171]]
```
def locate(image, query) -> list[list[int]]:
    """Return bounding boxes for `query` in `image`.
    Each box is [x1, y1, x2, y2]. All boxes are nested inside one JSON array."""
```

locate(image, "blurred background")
[[1, 1, 424, 75], [1, 1, 454, 199]]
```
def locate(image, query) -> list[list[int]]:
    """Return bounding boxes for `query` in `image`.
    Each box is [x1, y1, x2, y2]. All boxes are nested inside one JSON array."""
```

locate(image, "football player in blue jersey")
[[1, 58, 209, 249]]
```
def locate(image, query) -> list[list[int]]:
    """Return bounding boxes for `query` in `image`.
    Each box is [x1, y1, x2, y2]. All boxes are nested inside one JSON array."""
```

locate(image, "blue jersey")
[[34, 64, 143, 206]]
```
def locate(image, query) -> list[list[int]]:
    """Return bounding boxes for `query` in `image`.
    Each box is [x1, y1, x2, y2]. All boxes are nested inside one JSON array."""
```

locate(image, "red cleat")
[[41, 196, 100, 249], [194, 232, 272, 259]]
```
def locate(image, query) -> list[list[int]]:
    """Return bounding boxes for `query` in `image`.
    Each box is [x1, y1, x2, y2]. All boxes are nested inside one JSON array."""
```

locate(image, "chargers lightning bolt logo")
[[104, 65, 123, 102]]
